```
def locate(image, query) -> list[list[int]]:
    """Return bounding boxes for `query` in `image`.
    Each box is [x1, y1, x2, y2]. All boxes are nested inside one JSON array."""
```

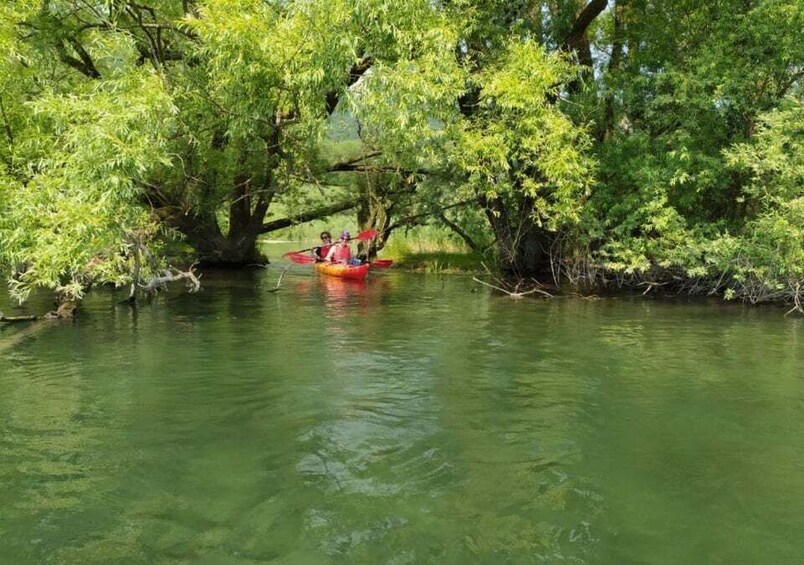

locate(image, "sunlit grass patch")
[[394, 251, 483, 273], [380, 225, 482, 272]]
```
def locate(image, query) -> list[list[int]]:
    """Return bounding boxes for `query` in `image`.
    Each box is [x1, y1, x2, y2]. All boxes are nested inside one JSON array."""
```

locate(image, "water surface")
[[1, 270, 802, 564]]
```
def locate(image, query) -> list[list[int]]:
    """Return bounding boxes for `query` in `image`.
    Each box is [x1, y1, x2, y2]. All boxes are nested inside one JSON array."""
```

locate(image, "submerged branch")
[[0, 312, 38, 323], [140, 264, 201, 294], [472, 277, 554, 299], [785, 283, 803, 317], [472, 262, 556, 299], [267, 264, 292, 293]]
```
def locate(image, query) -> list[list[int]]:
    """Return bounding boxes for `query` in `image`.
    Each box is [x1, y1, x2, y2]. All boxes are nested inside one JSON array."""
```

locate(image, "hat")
[[339, 230, 351, 240]]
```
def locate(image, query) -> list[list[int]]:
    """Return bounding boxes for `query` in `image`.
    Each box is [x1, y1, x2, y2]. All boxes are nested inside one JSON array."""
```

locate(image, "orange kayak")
[[314, 262, 370, 281]]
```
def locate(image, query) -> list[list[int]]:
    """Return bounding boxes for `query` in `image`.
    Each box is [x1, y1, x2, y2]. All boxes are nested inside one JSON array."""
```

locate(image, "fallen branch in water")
[[785, 282, 803, 317], [0, 311, 38, 323], [0, 298, 78, 354], [472, 277, 554, 299], [140, 263, 201, 294], [267, 264, 292, 293], [0, 297, 77, 323], [471, 262, 555, 299]]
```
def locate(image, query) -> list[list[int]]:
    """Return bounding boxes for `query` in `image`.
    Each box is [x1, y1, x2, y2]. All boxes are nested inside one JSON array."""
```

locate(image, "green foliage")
[[583, 0, 803, 303], [0, 0, 801, 308], [0, 68, 175, 302], [451, 40, 595, 229], [719, 99, 804, 301]]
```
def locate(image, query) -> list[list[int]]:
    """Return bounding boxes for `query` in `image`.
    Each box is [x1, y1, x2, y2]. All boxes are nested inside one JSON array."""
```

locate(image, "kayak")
[[314, 262, 370, 281]]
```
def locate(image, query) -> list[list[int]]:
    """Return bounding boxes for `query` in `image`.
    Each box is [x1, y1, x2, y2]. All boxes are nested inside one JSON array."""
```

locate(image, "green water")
[[1, 270, 803, 564]]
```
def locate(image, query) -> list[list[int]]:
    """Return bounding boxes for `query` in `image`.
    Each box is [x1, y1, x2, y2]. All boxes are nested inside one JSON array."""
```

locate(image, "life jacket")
[[332, 244, 351, 263], [315, 244, 332, 259]]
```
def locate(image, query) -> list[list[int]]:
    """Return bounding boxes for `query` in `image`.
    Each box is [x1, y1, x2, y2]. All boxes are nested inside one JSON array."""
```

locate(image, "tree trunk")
[[601, 0, 623, 142], [482, 196, 550, 277], [356, 193, 392, 260], [175, 211, 265, 266], [354, 173, 396, 259]]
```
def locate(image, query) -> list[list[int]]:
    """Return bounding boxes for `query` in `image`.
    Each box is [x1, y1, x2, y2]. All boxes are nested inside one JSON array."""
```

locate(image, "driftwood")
[[472, 262, 555, 299], [139, 264, 201, 294], [0, 312, 38, 323], [267, 264, 291, 293], [472, 277, 554, 299]]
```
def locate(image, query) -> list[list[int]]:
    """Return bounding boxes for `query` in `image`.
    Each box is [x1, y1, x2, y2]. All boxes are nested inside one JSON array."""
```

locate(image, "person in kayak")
[[313, 231, 333, 261], [325, 231, 356, 264]]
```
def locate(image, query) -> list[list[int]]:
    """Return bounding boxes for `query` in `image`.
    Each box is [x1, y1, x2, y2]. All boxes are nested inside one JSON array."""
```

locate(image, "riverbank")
[[380, 250, 803, 314]]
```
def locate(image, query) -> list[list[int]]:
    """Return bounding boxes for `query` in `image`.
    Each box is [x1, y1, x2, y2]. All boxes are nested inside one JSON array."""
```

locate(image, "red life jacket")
[[332, 244, 351, 263], [315, 244, 332, 259]]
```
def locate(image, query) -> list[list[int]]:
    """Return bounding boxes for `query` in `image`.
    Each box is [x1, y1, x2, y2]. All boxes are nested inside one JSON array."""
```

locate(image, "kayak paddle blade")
[[283, 252, 316, 264]]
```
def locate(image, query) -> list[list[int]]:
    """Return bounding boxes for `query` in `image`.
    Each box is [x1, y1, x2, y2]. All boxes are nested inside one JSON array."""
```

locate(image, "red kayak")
[[314, 262, 370, 281]]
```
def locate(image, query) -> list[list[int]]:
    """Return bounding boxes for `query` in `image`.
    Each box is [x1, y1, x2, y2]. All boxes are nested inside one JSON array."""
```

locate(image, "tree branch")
[[386, 199, 476, 233], [563, 0, 608, 62], [438, 212, 480, 251], [140, 264, 201, 294], [328, 150, 382, 171], [56, 37, 100, 78], [325, 56, 373, 115], [0, 312, 38, 323], [0, 96, 14, 146], [260, 198, 360, 234]]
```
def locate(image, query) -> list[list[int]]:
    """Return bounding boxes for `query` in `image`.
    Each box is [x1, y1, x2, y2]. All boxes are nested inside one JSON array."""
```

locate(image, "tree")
[[1, 0, 801, 307], [0, 3, 177, 303], [586, 0, 803, 300], [342, 1, 604, 275], [0, 0, 463, 301], [720, 98, 804, 307]]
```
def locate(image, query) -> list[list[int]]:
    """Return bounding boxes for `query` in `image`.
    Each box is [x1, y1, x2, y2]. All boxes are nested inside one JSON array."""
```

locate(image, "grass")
[[380, 225, 484, 273], [394, 251, 483, 273]]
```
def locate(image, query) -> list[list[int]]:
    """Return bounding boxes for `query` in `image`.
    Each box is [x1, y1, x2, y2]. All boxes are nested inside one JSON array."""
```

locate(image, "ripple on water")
[[1, 279, 803, 564]]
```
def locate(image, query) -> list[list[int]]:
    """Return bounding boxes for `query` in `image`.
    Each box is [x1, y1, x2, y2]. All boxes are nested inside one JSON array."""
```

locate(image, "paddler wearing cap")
[[324, 230, 354, 264]]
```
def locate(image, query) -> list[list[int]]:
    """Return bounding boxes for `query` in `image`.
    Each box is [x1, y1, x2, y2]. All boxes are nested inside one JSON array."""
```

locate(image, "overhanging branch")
[[56, 37, 100, 78], [260, 198, 359, 234], [328, 150, 382, 172], [385, 199, 476, 233]]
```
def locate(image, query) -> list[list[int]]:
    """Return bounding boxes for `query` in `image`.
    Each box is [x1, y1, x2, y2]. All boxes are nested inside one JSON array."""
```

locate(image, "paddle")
[[351, 228, 380, 242], [285, 253, 392, 269], [284, 252, 317, 264], [282, 229, 380, 261]]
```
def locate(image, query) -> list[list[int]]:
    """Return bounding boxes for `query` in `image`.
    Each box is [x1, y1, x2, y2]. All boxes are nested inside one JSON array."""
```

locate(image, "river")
[[1, 269, 802, 564]]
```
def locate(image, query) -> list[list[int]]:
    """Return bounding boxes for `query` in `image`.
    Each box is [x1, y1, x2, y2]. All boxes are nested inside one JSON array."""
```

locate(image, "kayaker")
[[313, 231, 333, 261], [324, 231, 353, 264]]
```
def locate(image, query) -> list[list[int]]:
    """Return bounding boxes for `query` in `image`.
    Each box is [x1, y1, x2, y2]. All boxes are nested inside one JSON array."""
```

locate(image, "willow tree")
[[340, 1, 603, 275], [0, 3, 178, 305], [0, 0, 461, 302], [585, 0, 804, 301]]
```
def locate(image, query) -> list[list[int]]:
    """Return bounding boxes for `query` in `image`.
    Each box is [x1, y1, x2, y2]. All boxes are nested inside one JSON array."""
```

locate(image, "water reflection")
[[0, 276, 802, 563]]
